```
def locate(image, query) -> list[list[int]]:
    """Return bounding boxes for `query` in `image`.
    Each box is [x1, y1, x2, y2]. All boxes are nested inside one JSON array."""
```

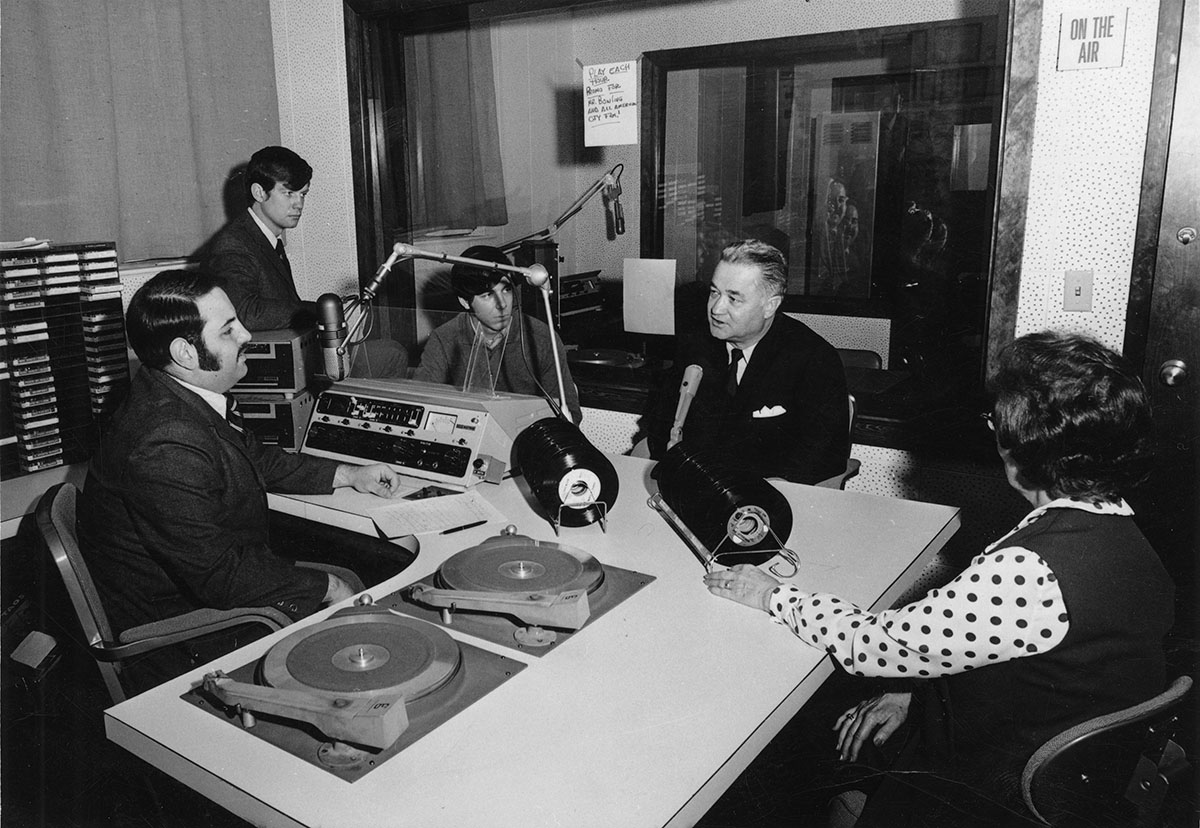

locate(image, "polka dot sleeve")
[[767, 546, 1069, 678]]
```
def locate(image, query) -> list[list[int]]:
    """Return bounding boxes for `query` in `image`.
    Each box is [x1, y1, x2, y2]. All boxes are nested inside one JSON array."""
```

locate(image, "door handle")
[[1159, 359, 1188, 387]]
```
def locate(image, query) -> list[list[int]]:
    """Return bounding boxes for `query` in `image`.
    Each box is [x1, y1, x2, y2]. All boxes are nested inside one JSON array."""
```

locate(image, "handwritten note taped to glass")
[[369, 489, 507, 538], [584, 60, 637, 147]]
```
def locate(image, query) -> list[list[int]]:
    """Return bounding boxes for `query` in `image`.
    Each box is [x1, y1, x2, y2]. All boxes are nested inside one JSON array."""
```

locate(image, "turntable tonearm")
[[400, 525, 653, 651], [192, 601, 525, 780], [187, 527, 653, 780]]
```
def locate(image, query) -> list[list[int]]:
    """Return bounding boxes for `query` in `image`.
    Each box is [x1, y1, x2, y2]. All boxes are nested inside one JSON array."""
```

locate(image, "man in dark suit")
[[203, 145, 406, 375], [647, 239, 849, 484], [77, 270, 403, 686]]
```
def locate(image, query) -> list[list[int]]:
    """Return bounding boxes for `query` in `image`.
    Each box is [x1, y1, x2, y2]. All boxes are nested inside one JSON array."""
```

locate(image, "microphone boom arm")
[[499, 163, 624, 253]]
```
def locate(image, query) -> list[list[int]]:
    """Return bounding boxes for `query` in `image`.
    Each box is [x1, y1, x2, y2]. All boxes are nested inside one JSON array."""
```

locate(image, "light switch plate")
[[1064, 270, 1093, 312]]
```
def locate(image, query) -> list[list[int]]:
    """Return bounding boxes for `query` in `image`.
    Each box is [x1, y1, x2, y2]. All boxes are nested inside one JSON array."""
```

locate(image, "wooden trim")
[[983, 0, 1038, 380], [1123, 0, 1185, 369]]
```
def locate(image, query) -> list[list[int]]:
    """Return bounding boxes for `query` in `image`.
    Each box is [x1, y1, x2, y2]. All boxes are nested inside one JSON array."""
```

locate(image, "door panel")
[[1127, 0, 1199, 654]]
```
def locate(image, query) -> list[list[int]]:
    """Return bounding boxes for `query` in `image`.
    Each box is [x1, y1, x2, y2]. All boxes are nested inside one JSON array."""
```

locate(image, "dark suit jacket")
[[202, 211, 410, 378], [203, 209, 314, 330], [77, 367, 339, 637], [647, 313, 849, 484]]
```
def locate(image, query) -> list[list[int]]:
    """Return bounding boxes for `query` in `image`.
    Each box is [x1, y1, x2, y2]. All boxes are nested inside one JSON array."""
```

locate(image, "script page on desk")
[[369, 490, 507, 537]]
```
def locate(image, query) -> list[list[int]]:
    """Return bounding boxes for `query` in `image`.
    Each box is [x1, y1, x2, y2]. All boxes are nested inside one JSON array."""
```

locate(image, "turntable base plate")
[[437, 537, 603, 596], [263, 612, 461, 702]]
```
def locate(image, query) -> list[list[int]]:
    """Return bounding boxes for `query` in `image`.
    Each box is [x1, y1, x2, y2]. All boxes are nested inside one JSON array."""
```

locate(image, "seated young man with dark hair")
[[414, 245, 581, 423]]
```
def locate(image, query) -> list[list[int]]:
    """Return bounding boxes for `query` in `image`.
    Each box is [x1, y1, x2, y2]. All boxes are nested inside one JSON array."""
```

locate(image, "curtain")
[[402, 23, 508, 232], [0, 0, 280, 261]]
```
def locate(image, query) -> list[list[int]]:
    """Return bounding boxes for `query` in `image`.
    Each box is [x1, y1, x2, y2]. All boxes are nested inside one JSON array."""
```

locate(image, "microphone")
[[316, 293, 351, 381], [611, 175, 625, 236], [362, 244, 406, 301], [668, 364, 703, 449], [524, 262, 550, 290]]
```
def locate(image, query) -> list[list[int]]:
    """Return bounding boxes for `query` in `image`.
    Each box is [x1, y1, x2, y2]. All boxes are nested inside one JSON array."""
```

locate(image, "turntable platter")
[[262, 612, 461, 703], [437, 536, 604, 596]]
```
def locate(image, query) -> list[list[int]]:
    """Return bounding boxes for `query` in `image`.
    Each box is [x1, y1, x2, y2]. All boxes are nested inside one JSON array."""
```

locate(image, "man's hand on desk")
[[703, 564, 781, 613], [334, 463, 403, 498], [323, 572, 356, 604]]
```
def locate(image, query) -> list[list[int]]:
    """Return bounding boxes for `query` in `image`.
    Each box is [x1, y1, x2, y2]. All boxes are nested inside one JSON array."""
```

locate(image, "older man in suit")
[[203, 145, 406, 376], [77, 270, 403, 687], [647, 239, 849, 484]]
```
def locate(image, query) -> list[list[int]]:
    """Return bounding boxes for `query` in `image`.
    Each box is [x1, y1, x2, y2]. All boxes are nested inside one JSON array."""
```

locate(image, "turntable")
[[399, 525, 654, 654], [184, 603, 525, 782]]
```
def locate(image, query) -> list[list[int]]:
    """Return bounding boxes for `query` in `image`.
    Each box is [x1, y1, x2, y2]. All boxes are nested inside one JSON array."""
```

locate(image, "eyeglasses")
[[980, 411, 996, 432]]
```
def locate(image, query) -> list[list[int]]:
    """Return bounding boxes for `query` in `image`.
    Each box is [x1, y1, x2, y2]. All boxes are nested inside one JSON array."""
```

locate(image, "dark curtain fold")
[[402, 23, 508, 232], [1, 0, 280, 261]]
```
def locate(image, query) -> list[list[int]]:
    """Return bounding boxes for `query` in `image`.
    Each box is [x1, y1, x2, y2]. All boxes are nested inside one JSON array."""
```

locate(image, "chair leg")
[[98, 661, 128, 705]]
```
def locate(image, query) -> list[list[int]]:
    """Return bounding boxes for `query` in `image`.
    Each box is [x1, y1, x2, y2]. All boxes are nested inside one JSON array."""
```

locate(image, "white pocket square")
[[752, 405, 787, 418]]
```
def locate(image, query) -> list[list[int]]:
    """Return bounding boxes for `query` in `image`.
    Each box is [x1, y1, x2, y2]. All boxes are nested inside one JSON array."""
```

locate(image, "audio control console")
[[300, 378, 554, 490]]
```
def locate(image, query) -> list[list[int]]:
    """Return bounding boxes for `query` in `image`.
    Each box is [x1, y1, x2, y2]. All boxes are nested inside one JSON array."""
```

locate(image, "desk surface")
[[105, 454, 959, 828]]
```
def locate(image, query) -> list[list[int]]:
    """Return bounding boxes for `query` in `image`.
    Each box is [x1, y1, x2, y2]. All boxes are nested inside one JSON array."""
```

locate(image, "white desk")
[[105, 454, 959, 828]]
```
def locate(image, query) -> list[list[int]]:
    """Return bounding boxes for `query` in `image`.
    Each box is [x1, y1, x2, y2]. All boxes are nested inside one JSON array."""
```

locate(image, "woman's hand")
[[834, 692, 911, 762], [703, 564, 781, 613]]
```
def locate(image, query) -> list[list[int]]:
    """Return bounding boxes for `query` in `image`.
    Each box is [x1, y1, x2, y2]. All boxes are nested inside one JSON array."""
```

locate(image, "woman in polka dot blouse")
[[704, 332, 1175, 826]]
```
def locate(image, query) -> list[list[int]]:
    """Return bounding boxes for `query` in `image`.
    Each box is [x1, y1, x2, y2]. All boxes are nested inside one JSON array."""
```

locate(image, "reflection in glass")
[[648, 15, 1005, 413]]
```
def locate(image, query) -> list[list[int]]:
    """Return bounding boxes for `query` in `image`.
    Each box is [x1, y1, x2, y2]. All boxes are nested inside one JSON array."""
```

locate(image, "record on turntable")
[[187, 603, 524, 781], [400, 525, 654, 653]]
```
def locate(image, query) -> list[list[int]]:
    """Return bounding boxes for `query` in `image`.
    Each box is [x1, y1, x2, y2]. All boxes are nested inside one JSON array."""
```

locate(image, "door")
[[1126, 0, 1199, 656]]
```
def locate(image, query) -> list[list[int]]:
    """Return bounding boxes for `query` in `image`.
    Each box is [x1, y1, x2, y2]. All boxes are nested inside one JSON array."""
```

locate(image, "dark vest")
[[924, 507, 1174, 802]]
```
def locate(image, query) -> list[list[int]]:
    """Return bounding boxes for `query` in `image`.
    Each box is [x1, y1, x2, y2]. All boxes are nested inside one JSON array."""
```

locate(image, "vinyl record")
[[436, 533, 604, 596], [261, 608, 461, 702], [514, 417, 619, 527], [654, 444, 792, 566]]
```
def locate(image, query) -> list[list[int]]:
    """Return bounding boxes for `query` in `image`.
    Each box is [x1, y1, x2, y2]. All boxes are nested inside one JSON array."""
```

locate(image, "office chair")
[[835, 348, 883, 371], [35, 482, 363, 704], [1022, 674, 1194, 827], [633, 394, 861, 488], [815, 393, 861, 490]]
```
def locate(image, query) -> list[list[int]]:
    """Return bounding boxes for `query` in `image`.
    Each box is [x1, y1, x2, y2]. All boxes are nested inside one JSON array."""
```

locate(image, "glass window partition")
[[643, 16, 1007, 419]]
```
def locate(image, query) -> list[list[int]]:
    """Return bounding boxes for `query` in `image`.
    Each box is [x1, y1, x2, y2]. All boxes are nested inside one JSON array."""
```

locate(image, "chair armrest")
[[95, 607, 293, 662], [814, 458, 861, 489], [268, 510, 418, 590], [296, 561, 366, 595]]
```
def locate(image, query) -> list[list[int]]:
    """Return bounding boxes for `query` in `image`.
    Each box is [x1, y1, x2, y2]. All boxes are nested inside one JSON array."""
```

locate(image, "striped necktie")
[[225, 396, 246, 433]]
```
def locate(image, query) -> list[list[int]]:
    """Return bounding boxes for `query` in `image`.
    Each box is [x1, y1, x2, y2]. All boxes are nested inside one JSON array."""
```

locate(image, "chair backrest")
[[814, 393, 860, 490], [36, 483, 132, 703], [1022, 674, 1194, 826], [36, 483, 118, 646], [836, 348, 883, 371]]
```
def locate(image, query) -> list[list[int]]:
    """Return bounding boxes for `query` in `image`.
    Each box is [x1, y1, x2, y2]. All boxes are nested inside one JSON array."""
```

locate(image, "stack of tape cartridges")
[[0, 242, 130, 479]]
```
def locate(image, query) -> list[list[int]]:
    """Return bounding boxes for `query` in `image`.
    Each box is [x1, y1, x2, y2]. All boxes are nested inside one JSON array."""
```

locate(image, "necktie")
[[725, 348, 743, 397], [225, 396, 245, 433], [275, 238, 292, 278]]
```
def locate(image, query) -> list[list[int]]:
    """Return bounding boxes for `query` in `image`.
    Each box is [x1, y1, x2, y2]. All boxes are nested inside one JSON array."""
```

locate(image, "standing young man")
[[204, 145, 406, 376]]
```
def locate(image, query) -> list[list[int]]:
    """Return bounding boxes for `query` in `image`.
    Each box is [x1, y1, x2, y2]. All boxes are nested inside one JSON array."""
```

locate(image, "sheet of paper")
[[623, 258, 677, 335], [583, 60, 637, 146], [369, 489, 507, 538]]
